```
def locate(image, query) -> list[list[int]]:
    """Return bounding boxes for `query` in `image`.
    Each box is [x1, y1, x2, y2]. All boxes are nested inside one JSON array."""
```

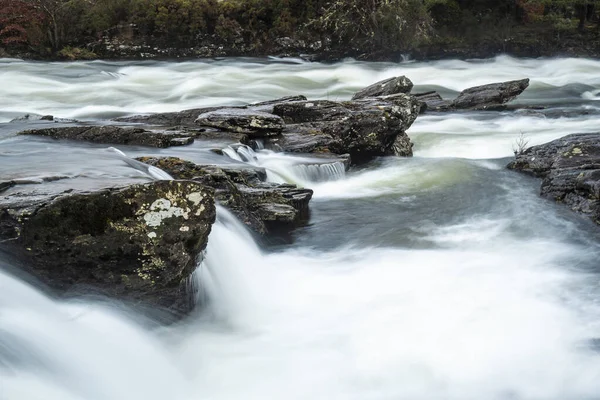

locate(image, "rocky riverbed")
[[0, 74, 536, 313]]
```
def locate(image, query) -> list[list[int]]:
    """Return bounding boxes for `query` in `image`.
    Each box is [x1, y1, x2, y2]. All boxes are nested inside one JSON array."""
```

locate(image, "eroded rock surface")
[[415, 78, 530, 112], [18, 126, 194, 148], [0, 180, 216, 312], [508, 133, 600, 224], [195, 108, 284, 137]]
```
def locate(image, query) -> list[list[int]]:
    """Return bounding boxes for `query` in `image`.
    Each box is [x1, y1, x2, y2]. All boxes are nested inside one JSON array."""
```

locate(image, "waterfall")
[[222, 144, 346, 186]]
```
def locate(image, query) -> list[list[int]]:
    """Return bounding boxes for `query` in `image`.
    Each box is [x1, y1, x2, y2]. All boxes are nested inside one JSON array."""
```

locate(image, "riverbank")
[[4, 24, 600, 62]]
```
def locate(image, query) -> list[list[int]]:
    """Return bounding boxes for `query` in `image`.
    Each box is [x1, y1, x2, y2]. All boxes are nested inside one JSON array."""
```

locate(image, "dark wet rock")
[[452, 78, 530, 110], [136, 156, 312, 236], [18, 126, 194, 148], [272, 100, 351, 124], [413, 91, 450, 112], [0, 180, 216, 312], [248, 124, 334, 154], [195, 108, 284, 137], [115, 106, 244, 127], [351, 76, 413, 100], [251, 95, 308, 106], [0, 181, 15, 193], [262, 94, 420, 163], [10, 114, 53, 123], [418, 79, 530, 112], [508, 133, 600, 224]]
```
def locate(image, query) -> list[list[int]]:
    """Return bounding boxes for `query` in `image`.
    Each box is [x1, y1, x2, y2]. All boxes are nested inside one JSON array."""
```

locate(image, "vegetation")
[[1, 0, 599, 58]]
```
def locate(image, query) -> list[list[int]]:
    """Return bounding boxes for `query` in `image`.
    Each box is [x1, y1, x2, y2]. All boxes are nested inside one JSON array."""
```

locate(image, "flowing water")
[[2, 55, 600, 399]]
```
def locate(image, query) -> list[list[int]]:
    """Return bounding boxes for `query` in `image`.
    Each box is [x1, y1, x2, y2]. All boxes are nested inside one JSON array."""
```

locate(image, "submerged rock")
[[18, 126, 194, 148], [195, 108, 284, 137], [508, 133, 600, 224], [137, 156, 313, 235], [351, 76, 414, 100], [0, 180, 216, 312]]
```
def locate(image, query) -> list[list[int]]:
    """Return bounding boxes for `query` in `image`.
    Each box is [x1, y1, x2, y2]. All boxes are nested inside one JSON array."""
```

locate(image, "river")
[[1, 55, 600, 400]]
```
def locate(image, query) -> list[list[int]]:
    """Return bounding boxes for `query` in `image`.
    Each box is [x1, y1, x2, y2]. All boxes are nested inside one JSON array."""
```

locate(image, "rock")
[[248, 124, 334, 154], [413, 91, 450, 112], [262, 94, 421, 163], [452, 78, 530, 110], [115, 97, 308, 128], [18, 126, 194, 148], [272, 100, 351, 124], [508, 133, 600, 224], [115, 106, 244, 127], [415, 79, 530, 112], [136, 157, 313, 236], [195, 108, 284, 137], [0, 180, 216, 312], [351, 76, 414, 100]]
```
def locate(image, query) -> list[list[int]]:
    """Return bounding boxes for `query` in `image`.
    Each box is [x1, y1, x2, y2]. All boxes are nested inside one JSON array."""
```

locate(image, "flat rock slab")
[[18, 126, 194, 148], [352, 76, 414, 100], [0, 180, 216, 312], [508, 133, 600, 225], [195, 109, 284, 137]]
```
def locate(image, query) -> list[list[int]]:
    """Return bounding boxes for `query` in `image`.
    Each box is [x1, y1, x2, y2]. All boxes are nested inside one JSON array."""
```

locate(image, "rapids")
[[2, 55, 600, 400]]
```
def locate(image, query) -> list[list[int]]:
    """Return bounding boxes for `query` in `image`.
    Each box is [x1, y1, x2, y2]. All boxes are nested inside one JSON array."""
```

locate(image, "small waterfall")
[[196, 206, 262, 323], [221, 144, 346, 186]]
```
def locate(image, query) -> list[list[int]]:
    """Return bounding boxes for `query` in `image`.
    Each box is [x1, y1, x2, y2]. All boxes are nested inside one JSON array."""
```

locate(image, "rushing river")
[[2, 55, 600, 400]]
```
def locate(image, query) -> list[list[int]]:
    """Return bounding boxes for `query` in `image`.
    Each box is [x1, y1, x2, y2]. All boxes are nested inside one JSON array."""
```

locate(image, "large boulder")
[[351, 76, 414, 100], [18, 126, 194, 147], [508, 133, 600, 224], [0, 180, 216, 312], [257, 94, 421, 163], [136, 157, 313, 235], [195, 108, 284, 137]]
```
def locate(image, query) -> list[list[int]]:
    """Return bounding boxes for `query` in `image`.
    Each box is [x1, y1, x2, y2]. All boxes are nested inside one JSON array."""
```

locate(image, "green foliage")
[[2, 0, 599, 57], [314, 0, 433, 50], [57, 45, 97, 59]]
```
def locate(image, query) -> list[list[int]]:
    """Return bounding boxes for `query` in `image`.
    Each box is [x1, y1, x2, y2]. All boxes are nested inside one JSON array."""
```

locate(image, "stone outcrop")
[[351, 76, 413, 100], [249, 94, 421, 163], [0, 180, 216, 312], [452, 78, 530, 110], [18, 126, 195, 148], [508, 133, 600, 224], [415, 78, 530, 112], [136, 157, 313, 235]]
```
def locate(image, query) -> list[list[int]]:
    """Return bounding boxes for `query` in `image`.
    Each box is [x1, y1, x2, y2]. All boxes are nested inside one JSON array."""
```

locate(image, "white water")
[[223, 144, 346, 187], [2, 56, 600, 400], [1, 55, 600, 121]]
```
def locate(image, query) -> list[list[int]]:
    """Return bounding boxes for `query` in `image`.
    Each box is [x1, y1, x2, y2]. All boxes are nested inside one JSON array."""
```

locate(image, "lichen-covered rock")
[[195, 108, 284, 137], [18, 126, 194, 148], [136, 156, 312, 235], [351, 76, 414, 100], [0, 180, 216, 312], [508, 133, 600, 224], [261, 95, 421, 164]]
